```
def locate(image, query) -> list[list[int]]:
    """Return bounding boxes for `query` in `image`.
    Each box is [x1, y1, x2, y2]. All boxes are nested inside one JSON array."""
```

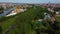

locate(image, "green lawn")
[[0, 16, 17, 34], [56, 16, 60, 22], [0, 6, 60, 34]]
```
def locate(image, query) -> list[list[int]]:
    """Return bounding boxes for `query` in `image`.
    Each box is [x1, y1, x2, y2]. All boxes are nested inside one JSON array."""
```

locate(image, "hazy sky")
[[0, 0, 60, 3]]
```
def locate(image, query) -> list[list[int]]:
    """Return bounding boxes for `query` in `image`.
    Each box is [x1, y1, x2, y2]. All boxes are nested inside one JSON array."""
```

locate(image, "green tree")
[[0, 7, 4, 14], [0, 26, 2, 34]]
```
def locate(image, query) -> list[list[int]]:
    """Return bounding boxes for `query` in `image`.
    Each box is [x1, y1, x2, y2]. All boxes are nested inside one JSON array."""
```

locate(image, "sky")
[[0, 0, 60, 3]]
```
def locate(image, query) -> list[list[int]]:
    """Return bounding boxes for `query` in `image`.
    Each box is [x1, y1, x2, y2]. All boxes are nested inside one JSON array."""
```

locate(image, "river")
[[0, 8, 14, 17]]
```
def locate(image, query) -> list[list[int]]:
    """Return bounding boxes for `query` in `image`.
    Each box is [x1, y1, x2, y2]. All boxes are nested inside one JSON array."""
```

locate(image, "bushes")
[[0, 7, 4, 14], [0, 26, 2, 34]]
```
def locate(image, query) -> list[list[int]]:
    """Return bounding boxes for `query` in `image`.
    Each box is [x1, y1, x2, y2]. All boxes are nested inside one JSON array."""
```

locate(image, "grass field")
[[0, 6, 60, 34]]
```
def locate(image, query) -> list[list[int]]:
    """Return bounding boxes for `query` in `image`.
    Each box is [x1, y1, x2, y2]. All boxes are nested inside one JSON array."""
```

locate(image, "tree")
[[0, 26, 2, 34], [0, 7, 4, 14]]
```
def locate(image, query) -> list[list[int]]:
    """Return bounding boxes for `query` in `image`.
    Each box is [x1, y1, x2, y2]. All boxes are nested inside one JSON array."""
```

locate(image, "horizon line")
[[0, 2, 60, 4]]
